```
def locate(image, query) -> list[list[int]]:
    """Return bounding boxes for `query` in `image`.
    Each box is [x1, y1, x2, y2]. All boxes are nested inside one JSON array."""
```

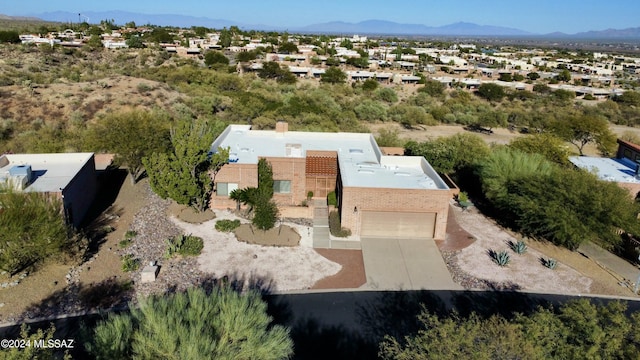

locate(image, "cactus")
[[509, 240, 528, 254], [489, 249, 511, 267]]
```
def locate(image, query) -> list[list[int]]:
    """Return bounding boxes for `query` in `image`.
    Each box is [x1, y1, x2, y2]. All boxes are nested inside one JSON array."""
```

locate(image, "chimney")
[[275, 121, 288, 133]]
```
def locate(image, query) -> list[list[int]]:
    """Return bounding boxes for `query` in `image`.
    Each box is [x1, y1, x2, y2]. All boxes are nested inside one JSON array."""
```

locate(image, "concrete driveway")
[[360, 237, 461, 290]]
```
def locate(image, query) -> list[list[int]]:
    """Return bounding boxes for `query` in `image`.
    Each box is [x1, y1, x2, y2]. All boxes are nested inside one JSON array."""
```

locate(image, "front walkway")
[[312, 199, 330, 248], [360, 237, 462, 291]]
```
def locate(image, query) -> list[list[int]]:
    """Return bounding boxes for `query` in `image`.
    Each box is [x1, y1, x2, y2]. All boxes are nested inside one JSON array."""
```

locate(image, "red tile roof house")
[[209, 122, 452, 249]]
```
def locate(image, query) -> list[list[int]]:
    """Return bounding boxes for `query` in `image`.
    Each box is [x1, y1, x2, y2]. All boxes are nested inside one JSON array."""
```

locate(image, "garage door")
[[360, 211, 436, 239]]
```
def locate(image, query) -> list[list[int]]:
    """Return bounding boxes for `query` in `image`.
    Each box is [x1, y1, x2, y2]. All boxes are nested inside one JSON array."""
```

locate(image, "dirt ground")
[[0, 170, 146, 322], [235, 224, 301, 247], [447, 203, 639, 297]]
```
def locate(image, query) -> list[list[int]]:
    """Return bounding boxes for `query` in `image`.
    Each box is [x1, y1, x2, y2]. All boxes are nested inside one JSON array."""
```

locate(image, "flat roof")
[[0, 153, 94, 192], [211, 125, 448, 190], [569, 156, 640, 184]]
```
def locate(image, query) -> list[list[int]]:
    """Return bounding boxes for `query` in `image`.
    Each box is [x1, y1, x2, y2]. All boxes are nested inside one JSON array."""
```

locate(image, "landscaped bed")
[[234, 224, 301, 247]]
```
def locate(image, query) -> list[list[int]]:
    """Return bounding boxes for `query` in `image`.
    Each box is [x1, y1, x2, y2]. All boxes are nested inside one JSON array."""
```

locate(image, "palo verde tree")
[[0, 188, 69, 275], [144, 117, 228, 212], [548, 114, 617, 156], [86, 110, 171, 183], [86, 286, 293, 360]]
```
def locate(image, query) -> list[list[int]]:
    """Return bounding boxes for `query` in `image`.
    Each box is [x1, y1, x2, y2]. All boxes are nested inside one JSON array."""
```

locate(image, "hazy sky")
[[7, 0, 640, 34]]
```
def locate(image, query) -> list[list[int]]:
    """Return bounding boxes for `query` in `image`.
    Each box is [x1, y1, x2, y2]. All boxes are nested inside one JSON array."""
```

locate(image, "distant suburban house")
[[0, 153, 97, 227], [209, 123, 452, 248], [569, 139, 640, 198]]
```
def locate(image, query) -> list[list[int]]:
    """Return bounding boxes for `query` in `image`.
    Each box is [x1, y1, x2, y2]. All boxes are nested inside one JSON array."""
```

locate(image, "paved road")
[[360, 237, 462, 290]]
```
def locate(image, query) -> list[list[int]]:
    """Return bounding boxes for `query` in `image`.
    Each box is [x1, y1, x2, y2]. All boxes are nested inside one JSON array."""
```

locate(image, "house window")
[[273, 180, 291, 194], [623, 149, 632, 160], [217, 182, 238, 196]]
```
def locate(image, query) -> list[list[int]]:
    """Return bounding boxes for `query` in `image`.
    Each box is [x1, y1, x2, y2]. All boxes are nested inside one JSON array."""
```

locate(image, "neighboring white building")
[[0, 153, 97, 227]]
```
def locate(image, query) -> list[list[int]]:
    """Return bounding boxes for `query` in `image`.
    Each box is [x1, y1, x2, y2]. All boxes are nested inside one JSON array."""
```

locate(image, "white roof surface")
[[0, 153, 94, 192], [569, 156, 640, 184], [211, 125, 448, 190]]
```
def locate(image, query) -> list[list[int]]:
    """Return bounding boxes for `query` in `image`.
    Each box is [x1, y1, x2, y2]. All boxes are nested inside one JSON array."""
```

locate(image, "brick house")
[[209, 123, 452, 246]]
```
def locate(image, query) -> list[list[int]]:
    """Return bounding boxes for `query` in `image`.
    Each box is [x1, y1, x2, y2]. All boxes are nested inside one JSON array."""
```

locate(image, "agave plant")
[[509, 240, 528, 255], [488, 249, 511, 267], [542, 257, 557, 270]]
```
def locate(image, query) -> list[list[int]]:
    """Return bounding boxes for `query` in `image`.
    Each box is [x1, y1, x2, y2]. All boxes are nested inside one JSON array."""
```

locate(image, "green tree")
[[278, 42, 299, 54], [376, 87, 398, 103], [354, 100, 387, 122], [204, 51, 229, 67], [87, 286, 293, 360], [86, 111, 170, 183], [380, 299, 640, 360], [1, 324, 65, 360], [613, 91, 640, 106], [362, 78, 379, 92], [258, 62, 296, 84], [499, 72, 513, 82], [218, 28, 232, 48], [321, 67, 347, 84], [143, 118, 228, 211], [405, 133, 490, 174], [0, 188, 69, 275], [0, 30, 20, 43], [125, 36, 144, 49], [84, 34, 103, 51], [236, 50, 258, 62], [527, 72, 540, 81], [557, 69, 572, 82], [346, 56, 370, 69], [509, 133, 570, 165], [230, 159, 278, 230], [145, 27, 174, 43], [477, 83, 505, 102], [549, 114, 617, 156], [419, 79, 446, 97]]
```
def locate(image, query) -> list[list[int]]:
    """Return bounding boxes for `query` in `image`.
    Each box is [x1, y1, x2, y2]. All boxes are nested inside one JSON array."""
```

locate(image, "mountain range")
[[8, 11, 640, 39]]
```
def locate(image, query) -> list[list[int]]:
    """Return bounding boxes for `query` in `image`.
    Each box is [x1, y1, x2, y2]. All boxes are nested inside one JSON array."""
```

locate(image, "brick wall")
[[339, 186, 451, 240], [268, 157, 306, 206], [211, 163, 257, 209]]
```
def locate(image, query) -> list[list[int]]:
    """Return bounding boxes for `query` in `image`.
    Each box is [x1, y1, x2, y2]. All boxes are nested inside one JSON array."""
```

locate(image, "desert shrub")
[[0, 189, 69, 275], [164, 234, 204, 258], [118, 239, 132, 249], [136, 82, 152, 93], [215, 219, 241, 233], [376, 87, 398, 103], [327, 191, 337, 206], [121, 254, 140, 272], [329, 211, 351, 237], [354, 100, 387, 122]]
